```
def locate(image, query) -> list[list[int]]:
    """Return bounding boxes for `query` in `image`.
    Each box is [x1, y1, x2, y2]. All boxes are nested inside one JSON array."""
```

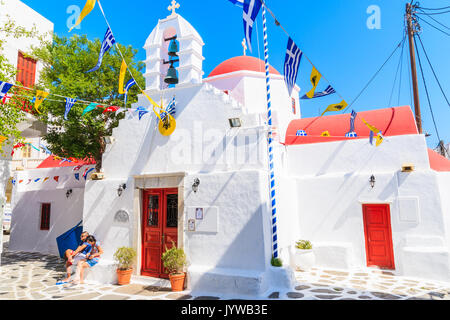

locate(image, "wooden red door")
[[142, 188, 178, 278], [362, 204, 395, 269]]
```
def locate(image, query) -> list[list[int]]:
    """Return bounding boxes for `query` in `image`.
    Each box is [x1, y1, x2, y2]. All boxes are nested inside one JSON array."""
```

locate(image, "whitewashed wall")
[[9, 166, 92, 256], [283, 134, 450, 281]]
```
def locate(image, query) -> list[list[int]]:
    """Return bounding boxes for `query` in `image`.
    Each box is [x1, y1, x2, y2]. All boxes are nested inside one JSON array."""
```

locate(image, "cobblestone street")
[[1, 235, 450, 300]]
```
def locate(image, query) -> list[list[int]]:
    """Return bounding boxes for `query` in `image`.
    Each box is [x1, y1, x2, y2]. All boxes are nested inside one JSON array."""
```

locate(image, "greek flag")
[[0, 81, 13, 100], [243, 0, 262, 53], [228, 0, 244, 7], [301, 85, 336, 99], [64, 98, 77, 120], [345, 110, 358, 138], [284, 37, 303, 96], [87, 27, 116, 73], [166, 96, 176, 117], [124, 79, 136, 105]]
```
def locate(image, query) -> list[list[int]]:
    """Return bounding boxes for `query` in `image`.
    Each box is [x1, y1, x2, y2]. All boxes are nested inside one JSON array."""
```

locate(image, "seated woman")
[[60, 232, 92, 283], [73, 235, 103, 285]]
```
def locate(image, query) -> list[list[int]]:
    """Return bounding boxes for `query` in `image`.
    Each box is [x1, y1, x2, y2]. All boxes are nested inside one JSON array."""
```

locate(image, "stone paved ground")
[[2, 235, 450, 300]]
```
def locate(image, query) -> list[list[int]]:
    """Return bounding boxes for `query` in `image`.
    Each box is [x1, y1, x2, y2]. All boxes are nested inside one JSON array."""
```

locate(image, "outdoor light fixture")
[[66, 189, 73, 198], [103, 136, 116, 145], [369, 175, 376, 189], [192, 178, 200, 193], [117, 183, 127, 197], [229, 118, 242, 128]]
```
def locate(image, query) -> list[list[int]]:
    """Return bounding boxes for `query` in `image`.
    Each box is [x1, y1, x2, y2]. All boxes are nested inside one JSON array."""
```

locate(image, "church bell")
[[168, 39, 179, 57], [164, 64, 179, 85]]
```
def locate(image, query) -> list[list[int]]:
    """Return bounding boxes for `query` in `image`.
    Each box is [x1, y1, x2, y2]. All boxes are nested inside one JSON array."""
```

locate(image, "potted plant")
[[294, 240, 315, 271], [113, 247, 137, 285], [161, 242, 187, 292]]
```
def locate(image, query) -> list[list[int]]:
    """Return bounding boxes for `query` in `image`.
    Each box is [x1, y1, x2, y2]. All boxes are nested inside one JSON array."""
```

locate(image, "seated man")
[[73, 235, 104, 284], [59, 231, 92, 283]]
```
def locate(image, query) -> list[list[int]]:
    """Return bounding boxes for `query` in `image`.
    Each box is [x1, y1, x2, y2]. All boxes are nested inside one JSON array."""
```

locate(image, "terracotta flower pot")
[[169, 272, 186, 292], [117, 268, 133, 285]]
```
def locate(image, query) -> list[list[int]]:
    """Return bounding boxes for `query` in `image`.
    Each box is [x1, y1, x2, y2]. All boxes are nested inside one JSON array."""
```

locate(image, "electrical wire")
[[342, 37, 405, 113], [415, 33, 450, 108], [417, 15, 450, 36], [415, 9, 450, 15], [416, 8, 450, 30], [417, 6, 450, 11], [389, 35, 406, 106], [413, 34, 442, 143]]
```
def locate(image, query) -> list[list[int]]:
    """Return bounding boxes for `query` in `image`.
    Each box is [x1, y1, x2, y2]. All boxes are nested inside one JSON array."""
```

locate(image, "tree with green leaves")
[[32, 34, 145, 172]]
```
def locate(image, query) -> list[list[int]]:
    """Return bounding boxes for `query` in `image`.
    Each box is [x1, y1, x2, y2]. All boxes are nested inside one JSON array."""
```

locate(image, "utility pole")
[[406, 2, 423, 134]]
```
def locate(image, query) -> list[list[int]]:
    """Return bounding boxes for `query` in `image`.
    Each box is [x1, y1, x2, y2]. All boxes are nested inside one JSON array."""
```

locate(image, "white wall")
[[9, 166, 92, 255], [283, 135, 450, 280]]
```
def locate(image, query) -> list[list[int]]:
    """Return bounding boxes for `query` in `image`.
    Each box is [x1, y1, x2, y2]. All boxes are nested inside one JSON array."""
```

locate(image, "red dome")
[[208, 56, 280, 78]]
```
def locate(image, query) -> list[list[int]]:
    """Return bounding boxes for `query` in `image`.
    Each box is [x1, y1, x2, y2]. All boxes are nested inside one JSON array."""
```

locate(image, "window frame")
[[40, 203, 51, 231]]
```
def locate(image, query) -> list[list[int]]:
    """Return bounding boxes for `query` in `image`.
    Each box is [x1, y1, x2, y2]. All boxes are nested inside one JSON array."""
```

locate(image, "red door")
[[141, 188, 178, 278], [362, 204, 395, 269]]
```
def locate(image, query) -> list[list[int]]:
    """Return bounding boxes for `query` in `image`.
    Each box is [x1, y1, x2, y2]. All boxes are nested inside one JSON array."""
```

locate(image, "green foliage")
[[271, 256, 283, 267], [113, 247, 137, 271], [31, 33, 145, 171], [295, 240, 313, 250], [161, 242, 187, 275]]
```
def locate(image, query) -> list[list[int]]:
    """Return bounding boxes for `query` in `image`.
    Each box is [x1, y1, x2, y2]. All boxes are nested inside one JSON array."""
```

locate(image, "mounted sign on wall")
[[188, 219, 195, 232], [114, 210, 130, 223], [195, 208, 203, 220]]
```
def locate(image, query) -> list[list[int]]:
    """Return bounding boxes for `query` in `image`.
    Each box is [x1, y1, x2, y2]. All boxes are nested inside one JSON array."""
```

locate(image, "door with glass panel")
[[141, 188, 178, 278]]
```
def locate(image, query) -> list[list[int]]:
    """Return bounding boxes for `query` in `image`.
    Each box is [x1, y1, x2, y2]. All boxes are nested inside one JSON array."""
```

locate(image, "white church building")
[[9, 8, 450, 296]]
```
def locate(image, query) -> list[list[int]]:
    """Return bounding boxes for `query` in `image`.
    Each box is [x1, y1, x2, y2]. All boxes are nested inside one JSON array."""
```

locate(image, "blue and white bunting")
[[243, 0, 262, 53], [284, 37, 303, 96], [87, 27, 116, 73], [228, 0, 244, 7], [124, 79, 136, 105], [301, 85, 336, 100], [74, 173, 80, 181], [83, 167, 95, 180], [64, 98, 77, 120], [0, 81, 13, 100]]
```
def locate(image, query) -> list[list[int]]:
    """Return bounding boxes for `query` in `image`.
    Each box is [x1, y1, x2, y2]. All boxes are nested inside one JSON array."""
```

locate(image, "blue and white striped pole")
[[261, 3, 278, 259]]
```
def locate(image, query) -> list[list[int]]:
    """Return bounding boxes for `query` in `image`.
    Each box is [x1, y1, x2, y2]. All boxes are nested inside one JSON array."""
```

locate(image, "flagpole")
[[261, 3, 279, 260]]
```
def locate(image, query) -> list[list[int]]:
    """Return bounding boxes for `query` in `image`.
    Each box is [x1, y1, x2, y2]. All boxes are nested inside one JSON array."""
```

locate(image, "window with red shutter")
[[16, 51, 37, 87], [40, 203, 51, 230]]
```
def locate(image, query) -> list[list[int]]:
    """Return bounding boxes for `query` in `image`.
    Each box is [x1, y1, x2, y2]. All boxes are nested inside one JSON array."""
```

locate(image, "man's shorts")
[[86, 258, 99, 267], [72, 253, 87, 266]]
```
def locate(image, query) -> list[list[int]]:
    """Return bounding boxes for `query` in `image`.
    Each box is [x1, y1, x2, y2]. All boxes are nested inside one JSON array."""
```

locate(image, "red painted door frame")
[[362, 204, 396, 270], [141, 188, 178, 278]]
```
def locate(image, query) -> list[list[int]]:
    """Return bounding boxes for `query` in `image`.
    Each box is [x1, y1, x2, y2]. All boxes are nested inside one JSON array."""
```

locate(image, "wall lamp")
[[192, 178, 200, 193], [369, 175, 376, 189], [229, 118, 242, 128], [66, 189, 73, 198], [117, 183, 127, 197]]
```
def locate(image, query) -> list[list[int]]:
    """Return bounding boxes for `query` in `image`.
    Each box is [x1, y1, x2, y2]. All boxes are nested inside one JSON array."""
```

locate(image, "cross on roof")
[[242, 38, 247, 56], [168, 0, 180, 16]]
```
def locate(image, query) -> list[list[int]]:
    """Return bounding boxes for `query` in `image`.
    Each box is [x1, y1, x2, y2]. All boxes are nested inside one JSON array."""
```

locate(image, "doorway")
[[362, 204, 395, 270], [141, 188, 178, 278]]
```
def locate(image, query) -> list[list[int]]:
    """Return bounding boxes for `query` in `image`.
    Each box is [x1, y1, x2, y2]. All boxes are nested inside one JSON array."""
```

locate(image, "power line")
[[389, 35, 406, 106], [413, 34, 442, 143], [415, 9, 450, 15], [416, 8, 450, 30], [415, 33, 450, 108], [342, 36, 405, 113], [417, 15, 450, 36], [417, 6, 450, 11]]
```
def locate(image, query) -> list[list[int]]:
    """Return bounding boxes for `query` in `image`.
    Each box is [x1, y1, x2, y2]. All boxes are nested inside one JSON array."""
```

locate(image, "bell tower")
[[143, 1, 205, 91]]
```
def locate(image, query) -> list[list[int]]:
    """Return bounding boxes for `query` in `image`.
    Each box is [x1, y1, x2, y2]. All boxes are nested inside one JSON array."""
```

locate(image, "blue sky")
[[21, 0, 450, 149]]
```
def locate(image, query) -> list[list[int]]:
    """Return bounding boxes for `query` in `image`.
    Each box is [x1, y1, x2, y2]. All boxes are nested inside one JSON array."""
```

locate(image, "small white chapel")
[[9, 4, 450, 297]]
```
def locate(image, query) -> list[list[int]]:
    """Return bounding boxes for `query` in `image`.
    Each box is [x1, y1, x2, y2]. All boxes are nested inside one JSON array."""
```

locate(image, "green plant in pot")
[[113, 247, 137, 285], [294, 240, 315, 271], [161, 242, 187, 292]]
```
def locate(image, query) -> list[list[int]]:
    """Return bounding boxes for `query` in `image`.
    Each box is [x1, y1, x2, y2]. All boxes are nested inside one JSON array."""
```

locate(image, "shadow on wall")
[[82, 182, 134, 260], [9, 189, 84, 255], [125, 86, 203, 178], [188, 204, 269, 295]]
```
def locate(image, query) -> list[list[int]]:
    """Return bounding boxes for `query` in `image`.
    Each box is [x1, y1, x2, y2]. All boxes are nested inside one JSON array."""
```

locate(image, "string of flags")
[[11, 165, 96, 188], [228, 0, 384, 146], [293, 109, 385, 147]]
